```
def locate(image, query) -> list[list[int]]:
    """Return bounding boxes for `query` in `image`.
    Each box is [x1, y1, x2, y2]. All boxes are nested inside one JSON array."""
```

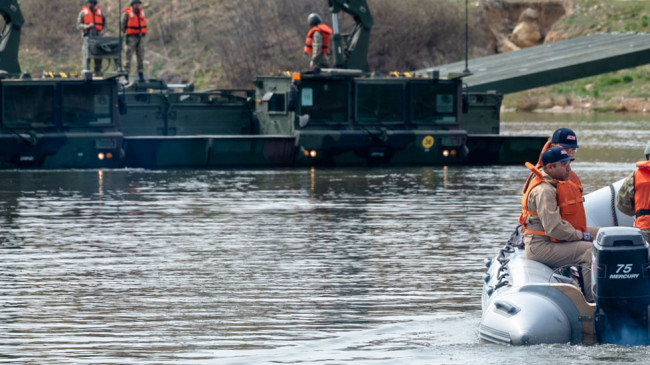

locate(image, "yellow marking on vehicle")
[[422, 136, 435, 149]]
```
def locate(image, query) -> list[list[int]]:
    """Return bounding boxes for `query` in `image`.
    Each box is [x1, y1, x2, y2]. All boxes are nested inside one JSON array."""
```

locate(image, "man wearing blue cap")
[[617, 140, 650, 243], [550, 127, 581, 188], [520, 147, 600, 302], [522, 128, 582, 194]]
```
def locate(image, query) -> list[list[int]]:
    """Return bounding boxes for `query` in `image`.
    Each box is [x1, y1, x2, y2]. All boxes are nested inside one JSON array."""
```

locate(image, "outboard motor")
[[593, 227, 650, 345]]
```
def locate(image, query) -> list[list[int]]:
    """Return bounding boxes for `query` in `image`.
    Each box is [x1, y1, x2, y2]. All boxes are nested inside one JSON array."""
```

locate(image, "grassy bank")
[[503, 0, 650, 112]]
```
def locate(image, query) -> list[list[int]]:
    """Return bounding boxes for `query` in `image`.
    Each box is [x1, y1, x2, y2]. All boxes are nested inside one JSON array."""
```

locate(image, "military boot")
[[138, 72, 145, 82]]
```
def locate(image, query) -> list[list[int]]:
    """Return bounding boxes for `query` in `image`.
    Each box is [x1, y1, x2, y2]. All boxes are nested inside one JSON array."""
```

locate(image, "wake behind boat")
[[480, 180, 650, 346]]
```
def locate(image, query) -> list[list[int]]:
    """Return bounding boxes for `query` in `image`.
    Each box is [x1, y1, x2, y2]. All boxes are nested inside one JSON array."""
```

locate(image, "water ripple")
[[0, 117, 647, 362]]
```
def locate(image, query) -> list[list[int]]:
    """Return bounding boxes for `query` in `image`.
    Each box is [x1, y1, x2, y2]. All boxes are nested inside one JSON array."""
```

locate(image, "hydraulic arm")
[[0, 0, 22, 75], [328, 0, 373, 72]]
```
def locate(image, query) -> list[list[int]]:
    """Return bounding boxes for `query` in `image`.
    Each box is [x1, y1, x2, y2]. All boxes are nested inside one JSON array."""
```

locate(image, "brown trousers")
[[525, 226, 599, 302]]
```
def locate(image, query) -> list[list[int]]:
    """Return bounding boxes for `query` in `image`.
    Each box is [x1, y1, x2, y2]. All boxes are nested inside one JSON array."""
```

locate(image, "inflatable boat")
[[480, 179, 650, 346]]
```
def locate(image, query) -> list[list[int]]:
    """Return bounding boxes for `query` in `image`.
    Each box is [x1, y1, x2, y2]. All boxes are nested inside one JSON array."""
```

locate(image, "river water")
[[1, 114, 650, 364]]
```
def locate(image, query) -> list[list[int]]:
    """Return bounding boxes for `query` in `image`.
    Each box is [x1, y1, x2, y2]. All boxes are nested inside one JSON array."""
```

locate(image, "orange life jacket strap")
[[525, 162, 544, 179], [522, 227, 547, 236], [523, 226, 564, 242]]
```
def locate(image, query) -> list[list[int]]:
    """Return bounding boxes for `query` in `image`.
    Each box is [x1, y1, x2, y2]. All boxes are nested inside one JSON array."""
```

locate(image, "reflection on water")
[[502, 112, 650, 163], [0, 116, 648, 363]]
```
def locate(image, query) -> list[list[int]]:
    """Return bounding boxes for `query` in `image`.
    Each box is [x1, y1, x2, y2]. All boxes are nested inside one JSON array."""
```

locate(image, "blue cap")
[[551, 128, 578, 148], [541, 146, 575, 165]]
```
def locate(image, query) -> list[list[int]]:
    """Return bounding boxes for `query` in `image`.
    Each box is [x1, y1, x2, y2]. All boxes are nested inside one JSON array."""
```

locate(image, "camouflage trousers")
[[310, 54, 329, 69], [124, 35, 145, 74], [82, 37, 102, 76]]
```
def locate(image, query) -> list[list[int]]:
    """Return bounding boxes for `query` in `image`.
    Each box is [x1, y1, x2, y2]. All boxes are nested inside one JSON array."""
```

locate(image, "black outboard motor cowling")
[[593, 227, 650, 345]]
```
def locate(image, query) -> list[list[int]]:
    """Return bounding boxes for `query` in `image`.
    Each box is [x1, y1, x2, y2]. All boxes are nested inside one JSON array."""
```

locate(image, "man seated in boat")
[[616, 140, 650, 243], [522, 128, 582, 195], [519, 147, 600, 302]]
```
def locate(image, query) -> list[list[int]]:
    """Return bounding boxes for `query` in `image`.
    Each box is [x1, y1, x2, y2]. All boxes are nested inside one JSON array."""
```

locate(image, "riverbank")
[[499, 0, 650, 114], [503, 95, 650, 114]]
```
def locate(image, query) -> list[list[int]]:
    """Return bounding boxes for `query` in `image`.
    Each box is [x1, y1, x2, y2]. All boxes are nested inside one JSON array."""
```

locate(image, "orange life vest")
[[519, 162, 587, 242], [304, 24, 332, 55], [81, 6, 104, 34], [522, 140, 583, 194], [123, 7, 147, 36], [634, 160, 650, 230]]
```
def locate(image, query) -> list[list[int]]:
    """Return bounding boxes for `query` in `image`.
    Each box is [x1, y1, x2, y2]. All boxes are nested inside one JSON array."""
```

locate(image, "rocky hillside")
[[479, 0, 650, 112]]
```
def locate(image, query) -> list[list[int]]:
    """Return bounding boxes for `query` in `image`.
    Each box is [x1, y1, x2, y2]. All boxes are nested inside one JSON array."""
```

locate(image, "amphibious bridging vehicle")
[[0, 0, 546, 169], [254, 70, 467, 166], [118, 80, 295, 169], [116, 0, 544, 168], [0, 76, 124, 169], [0, 0, 124, 169]]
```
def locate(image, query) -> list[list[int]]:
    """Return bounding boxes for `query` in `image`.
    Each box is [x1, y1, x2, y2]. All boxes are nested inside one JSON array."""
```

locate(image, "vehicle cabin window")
[[2, 84, 56, 129], [356, 83, 404, 124], [299, 80, 349, 123], [410, 82, 458, 125], [267, 93, 286, 114], [62, 83, 113, 127]]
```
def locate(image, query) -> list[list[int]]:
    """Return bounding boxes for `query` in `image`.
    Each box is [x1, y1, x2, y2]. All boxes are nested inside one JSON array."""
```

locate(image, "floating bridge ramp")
[[418, 32, 650, 94]]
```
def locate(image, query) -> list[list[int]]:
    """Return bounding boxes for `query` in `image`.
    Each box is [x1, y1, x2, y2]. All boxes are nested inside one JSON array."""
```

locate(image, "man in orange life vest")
[[77, 0, 105, 76], [522, 128, 582, 196], [617, 140, 650, 243], [121, 0, 148, 82], [304, 13, 333, 69], [520, 147, 600, 301]]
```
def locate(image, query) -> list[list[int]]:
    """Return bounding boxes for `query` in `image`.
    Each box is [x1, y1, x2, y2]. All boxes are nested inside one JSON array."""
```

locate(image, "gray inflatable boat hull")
[[480, 179, 634, 345]]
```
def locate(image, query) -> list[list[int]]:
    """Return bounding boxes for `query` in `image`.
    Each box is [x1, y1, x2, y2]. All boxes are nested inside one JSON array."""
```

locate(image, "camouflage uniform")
[[77, 8, 104, 76], [523, 169, 599, 302], [616, 171, 650, 242], [310, 31, 329, 69], [121, 10, 146, 75]]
